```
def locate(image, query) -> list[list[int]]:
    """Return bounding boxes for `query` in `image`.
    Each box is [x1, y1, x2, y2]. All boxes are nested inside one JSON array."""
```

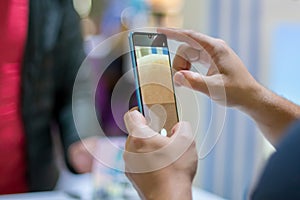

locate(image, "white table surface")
[[0, 170, 226, 200], [0, 188, 225, 200]]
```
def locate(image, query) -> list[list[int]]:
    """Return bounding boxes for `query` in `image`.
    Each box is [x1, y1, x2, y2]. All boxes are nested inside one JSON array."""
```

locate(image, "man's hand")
[[158, 28, 300, 144], [68, 136, 98, 173], [159, 28, 260, 107], [123, 110, 198, 200]]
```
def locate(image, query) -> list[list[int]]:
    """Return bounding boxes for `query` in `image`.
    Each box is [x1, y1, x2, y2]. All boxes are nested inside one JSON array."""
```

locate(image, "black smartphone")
[[129, 32, 179, 136]]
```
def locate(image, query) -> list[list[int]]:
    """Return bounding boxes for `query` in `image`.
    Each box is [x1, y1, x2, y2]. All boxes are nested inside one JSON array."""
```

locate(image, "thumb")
[[168, 122, 196, 160], [124, 110, 156, 138], [174, 70, 209, 95]]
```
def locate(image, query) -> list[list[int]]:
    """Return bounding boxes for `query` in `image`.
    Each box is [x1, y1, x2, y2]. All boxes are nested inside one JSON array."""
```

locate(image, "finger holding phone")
[[123, 110, 198, 200], [158, 28, 260, 108]]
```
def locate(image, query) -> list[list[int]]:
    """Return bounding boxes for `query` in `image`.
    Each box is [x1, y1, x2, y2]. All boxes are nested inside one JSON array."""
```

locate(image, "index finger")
[[157, 28, 217, 56]]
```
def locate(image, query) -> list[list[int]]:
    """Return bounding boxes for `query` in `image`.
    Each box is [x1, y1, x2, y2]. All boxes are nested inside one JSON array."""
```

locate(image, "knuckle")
[[176, 45, 188, 58], [190, 140, 196, 148], [213, 39, 229, 55], [178, 44, 187, 51], [189, 74, 202, 89], [178, 44, 192, 57], [215, 38, 227, 46], [178, 132, 192, 143], [126, 136, 145, 153], [130, 136, 145, 153], [184, 29, 195, 35], [191, 74, 200, 83], [123, 151, 129, 162]]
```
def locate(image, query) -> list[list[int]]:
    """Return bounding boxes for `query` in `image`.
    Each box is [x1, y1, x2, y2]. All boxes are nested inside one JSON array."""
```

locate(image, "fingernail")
[[174, 72, 185, 86]]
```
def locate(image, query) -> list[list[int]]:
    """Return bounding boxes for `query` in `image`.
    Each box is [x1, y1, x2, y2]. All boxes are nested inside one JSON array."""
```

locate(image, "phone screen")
[[131, 32, 179, 136]]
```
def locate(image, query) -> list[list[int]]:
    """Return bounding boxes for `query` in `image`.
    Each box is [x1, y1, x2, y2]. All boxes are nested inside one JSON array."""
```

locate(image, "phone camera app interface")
[[135, 45, 178, 136]]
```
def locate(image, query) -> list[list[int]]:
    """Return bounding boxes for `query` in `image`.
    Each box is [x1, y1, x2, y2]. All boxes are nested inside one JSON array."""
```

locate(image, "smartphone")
[[129, 32, 179, 136]]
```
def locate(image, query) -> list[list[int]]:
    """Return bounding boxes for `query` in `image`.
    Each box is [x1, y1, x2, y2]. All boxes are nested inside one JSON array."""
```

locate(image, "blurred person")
[[93, 0, 143, 137], [93, 6, 130, 137], [0, 0, 96, 195], [123, 28, 300, 199]]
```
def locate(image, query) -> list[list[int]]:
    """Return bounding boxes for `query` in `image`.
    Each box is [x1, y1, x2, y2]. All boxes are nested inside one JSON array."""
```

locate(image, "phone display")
[[129, 32, 179, 136]]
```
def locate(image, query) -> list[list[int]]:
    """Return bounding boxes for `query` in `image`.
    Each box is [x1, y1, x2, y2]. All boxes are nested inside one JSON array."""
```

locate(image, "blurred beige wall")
[[182, 0, 208, 32]]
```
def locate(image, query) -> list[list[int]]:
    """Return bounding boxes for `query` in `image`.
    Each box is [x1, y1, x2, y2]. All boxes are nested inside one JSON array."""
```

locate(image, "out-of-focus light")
[[73, 0, 92, 18], [120, 7, 148, 29], [146, 0, 183, 13]]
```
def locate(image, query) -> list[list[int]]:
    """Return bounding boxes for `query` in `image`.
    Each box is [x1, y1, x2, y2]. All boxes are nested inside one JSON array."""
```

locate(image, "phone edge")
[[128, 32, 144, 114]]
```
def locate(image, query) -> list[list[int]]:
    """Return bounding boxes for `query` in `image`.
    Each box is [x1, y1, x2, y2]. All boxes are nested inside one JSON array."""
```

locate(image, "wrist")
[[235, 81, 300, 143], [142, 173, 193, 200], [237, 81, 265, 114]]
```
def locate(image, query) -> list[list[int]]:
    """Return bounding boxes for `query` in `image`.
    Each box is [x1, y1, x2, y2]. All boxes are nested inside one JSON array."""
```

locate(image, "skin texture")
[[159, 28, 300, 144], [124, 110, 197, 200], [123, 28, 300, 199], [68, 137, 98, 173]]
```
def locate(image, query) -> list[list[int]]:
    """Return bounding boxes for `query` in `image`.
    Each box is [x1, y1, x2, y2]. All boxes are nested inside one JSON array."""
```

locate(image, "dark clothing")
[[251, 120, 300, 199], [21, 0, 85, 191]]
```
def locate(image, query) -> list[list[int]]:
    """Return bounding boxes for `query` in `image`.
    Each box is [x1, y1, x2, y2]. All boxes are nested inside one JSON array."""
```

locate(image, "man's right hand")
[[159, 28, 261, 108], [159, 28, 300, 144]]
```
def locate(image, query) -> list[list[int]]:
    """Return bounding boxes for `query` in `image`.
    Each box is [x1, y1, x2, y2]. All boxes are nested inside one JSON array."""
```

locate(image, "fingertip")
[[174, 71, 185, 86], [129, 106, 139, 112], [124, 110, 144, 123], [124, 110, 146, 134], [179, 70, 209, 92], [174, 70, 200, 88]]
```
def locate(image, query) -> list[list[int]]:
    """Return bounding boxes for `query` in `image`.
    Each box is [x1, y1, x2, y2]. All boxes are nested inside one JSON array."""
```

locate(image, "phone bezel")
[[129, 32, 179, 124]]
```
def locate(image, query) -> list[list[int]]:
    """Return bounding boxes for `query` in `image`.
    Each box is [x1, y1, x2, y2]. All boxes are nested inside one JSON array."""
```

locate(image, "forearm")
[[239, 83, 300, 144]]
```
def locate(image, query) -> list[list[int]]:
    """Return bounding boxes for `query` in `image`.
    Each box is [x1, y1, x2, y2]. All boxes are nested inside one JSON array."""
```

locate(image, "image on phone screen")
[[130, 32, 179, 136]]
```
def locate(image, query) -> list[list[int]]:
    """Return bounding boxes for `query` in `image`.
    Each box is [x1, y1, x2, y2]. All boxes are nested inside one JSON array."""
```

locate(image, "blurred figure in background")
[[88, 0, 184, 137], [0, 0, 96, 194], [85, 0, 147, 137]]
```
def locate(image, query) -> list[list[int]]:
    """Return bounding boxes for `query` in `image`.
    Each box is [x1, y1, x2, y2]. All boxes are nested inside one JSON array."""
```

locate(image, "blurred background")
[[70, 0, 300, 199], [1, 0, 300, 200]]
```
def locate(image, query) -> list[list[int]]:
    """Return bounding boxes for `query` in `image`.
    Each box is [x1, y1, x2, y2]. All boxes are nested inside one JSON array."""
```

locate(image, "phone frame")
[[128, 31, 179, 123]]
